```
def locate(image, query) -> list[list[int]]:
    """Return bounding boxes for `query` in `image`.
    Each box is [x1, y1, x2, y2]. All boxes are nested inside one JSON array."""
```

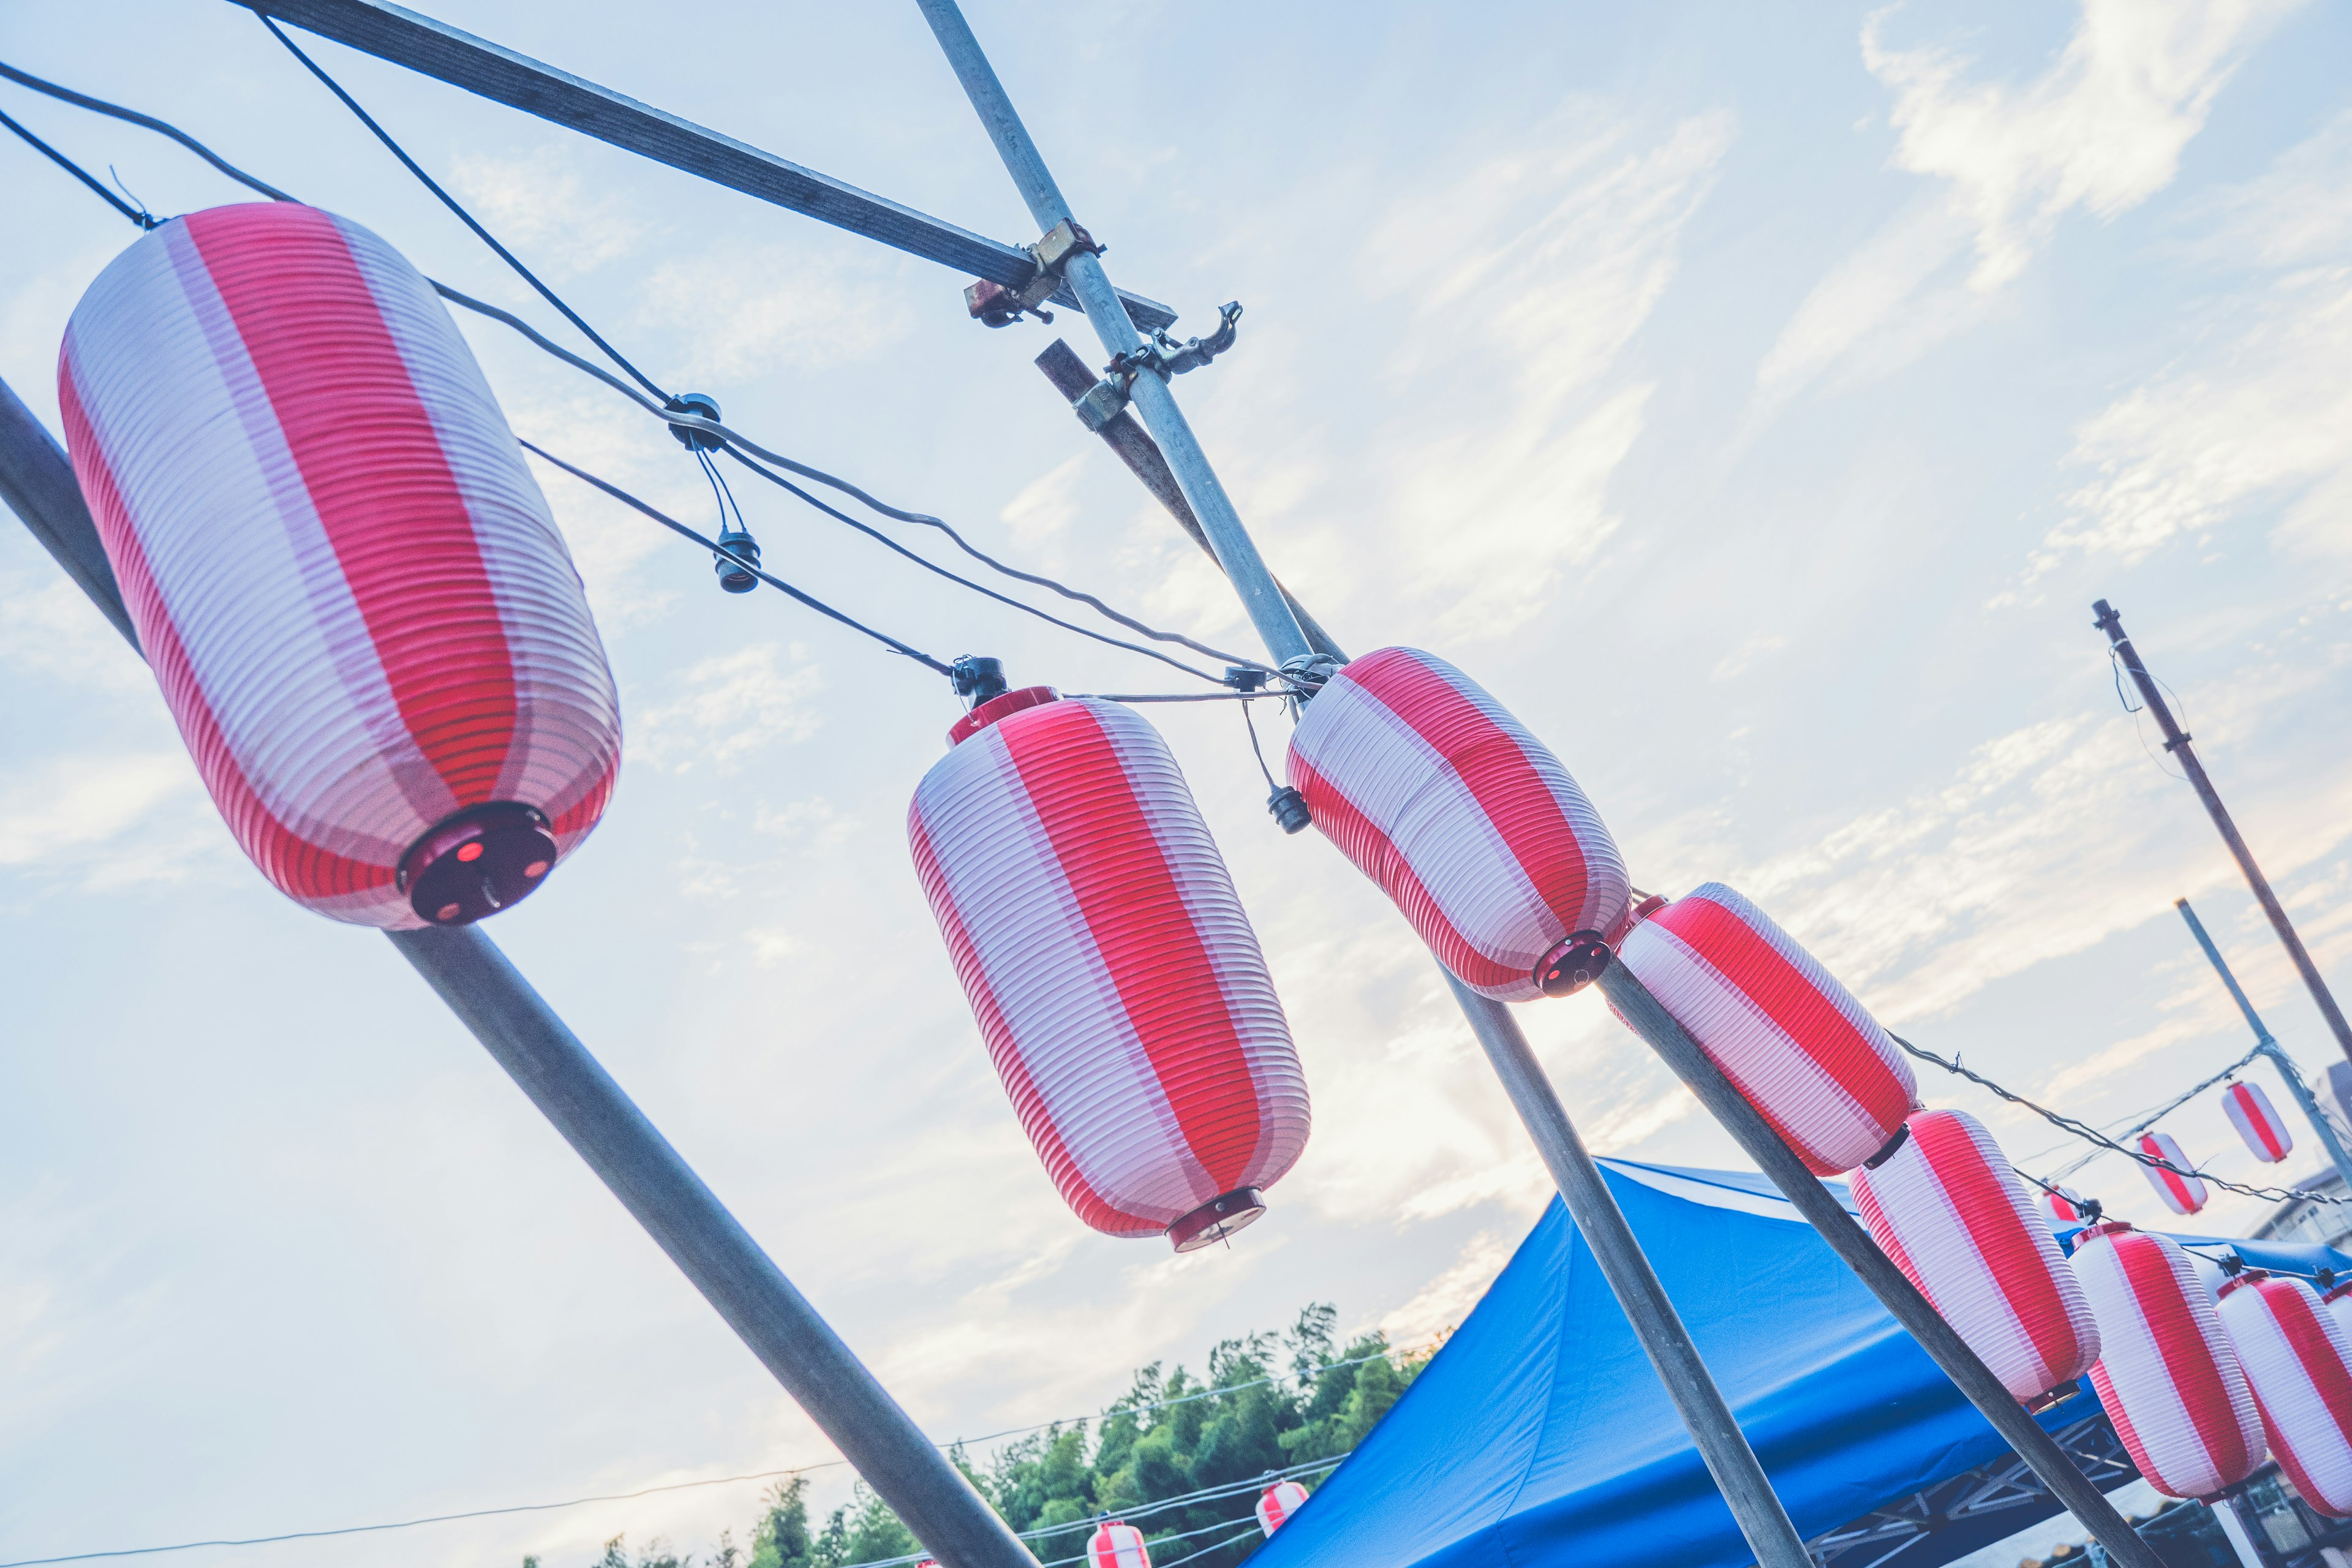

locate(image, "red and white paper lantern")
[[2046, 1186, 2090, 1226], [1257, 1479, 1311, 1536], [1284, 647, 1629, 1001], [2138, 1132, 2210, 1217], [1852, 1110, 2100, 1400], [1614, 884, 1918, 1174], [2223, 1082, 2295, 1165], [1089, 1520, 1152, 1568], [2216, 1272, 2352, 1516], [58, 203, 620, 928], [2071, 1221, 2266, 1499], [910, 688, 1310, 1250]]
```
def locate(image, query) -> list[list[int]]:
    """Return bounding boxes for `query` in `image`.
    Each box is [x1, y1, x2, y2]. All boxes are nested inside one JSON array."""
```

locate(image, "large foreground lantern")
[[2216, 1271, 2352, 1516], [1613, 883, 1918, 1175], [2138, 1132, 2210, 1216], [1257, 1478, 1311, 1535], [2071, 1221, 2265, 1499], [58, 203, 621, 928], [910, 688, 1310, 1251], [2223, 1081, 2294, 1164], [1284, 647, 1629, 1001], [1851, 1109, 2100, 1401]]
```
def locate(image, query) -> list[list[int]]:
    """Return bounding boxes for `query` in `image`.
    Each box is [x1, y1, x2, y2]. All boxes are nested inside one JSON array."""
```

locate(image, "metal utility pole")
[[1600, 968, 2167, 1568], [0, 376, 1037, 1568], [910, 4, 1813, 1563], [2177, 897, 2352, 1197], [2096, 600, 2352, 1067]]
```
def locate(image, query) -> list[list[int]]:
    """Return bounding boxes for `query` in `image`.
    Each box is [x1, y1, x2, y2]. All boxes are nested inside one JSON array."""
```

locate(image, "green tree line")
[[554, 1304, 1431, 1568]]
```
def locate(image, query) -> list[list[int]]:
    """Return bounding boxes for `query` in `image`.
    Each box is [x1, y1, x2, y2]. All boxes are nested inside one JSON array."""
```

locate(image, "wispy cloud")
[[634, 642, 825, 772]]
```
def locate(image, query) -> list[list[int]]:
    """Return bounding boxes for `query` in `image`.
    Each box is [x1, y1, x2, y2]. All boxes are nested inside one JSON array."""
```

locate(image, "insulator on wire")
[[58, 202, 620, 929]]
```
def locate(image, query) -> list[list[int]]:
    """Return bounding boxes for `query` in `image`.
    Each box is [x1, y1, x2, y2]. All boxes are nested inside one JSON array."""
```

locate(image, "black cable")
[[1889, 1032, 2346, 1206], [518, 439, 954, 677], [1242, 698, 1283, 792], [0, 105, 157, 227], [253, 14, 669, 402], [720, 444, 1234, 685], [0, 58, 294, 201]]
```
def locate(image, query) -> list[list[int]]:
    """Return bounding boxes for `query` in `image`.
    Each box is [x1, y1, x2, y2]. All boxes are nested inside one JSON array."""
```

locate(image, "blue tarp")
[[1254, 1161, 2352, 1568]]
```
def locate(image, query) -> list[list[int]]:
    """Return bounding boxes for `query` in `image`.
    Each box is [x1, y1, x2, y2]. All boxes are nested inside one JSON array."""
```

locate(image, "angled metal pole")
[[1600, 965, 2167, 1568], [2097, 600, 2352, 1067], [907, 6, 1812, 1565], [2177, 897, 2352, 1196], [0, 376, 1035, 1568]]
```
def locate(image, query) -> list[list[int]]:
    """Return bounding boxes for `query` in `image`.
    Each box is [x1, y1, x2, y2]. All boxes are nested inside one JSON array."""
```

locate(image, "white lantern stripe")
[[2218, 1275, 2352, 1516], [2224, 1082, 2294, 1165]]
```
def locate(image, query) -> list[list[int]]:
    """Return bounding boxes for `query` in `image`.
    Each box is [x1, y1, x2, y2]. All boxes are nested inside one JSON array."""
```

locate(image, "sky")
[[4, 0, 2352, 1564]]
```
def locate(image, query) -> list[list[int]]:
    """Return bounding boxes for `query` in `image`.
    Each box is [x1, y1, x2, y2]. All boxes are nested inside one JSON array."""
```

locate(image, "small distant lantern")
[[2223, 1082, 2294, 1164], [910, 689, 1310, 1250], [1613, 883, 1918, 1175], [2046, 1186, 2090, 1226], [1285, 647, 1629, 1000], [1257, 1478, 1311, 1535], [1851, 1110, 2100, 1401], [1089, 1518, 1152, 1568], [2071, 1221, 2264, 1499], [2216, 1272, 2352, 1517], [2137, 1132, 2209, 1216]]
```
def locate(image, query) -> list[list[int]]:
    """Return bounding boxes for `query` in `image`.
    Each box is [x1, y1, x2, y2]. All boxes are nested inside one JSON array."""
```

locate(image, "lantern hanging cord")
[[1888, 1032, 2348, 1207], [517, 439, 954, 677], [1243, 695, 1284, 793], [0, 105, 159, 227], [252, 13, 669, 402], [1, 59, 1268, 688]]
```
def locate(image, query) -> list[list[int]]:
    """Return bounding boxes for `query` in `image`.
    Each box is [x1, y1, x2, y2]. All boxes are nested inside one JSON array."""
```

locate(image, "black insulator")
[[667, 391, 724, 450], [1226, 665, 1267, 692], [713, 524, 761, 593], [951, 654, 1009, 705], [1268, 785, 1311, 835]]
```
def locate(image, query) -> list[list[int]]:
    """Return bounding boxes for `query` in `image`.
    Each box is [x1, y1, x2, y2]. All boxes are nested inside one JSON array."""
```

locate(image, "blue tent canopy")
[[1254, 1161, 2351, 1568]]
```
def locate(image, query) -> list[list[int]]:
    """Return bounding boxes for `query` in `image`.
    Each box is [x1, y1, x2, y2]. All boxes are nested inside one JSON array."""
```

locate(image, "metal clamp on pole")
[[964, 216, 1102, 326], [1069, 302, 1247, 429]]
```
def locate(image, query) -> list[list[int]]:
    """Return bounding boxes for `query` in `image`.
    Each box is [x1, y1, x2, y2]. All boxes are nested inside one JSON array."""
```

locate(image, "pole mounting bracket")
[[965, 217, 1104, 327], [1068, 301, 1246, 431]]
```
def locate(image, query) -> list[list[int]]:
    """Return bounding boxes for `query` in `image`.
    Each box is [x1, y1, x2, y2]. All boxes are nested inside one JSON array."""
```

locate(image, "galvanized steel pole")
[[2177, 898, 2352, 1197], [0, 376, 1036, 1568], [1600, 965, 2166, 1568], [2096, 600, 2352, 1067], [909, 7, 1812, 1564]]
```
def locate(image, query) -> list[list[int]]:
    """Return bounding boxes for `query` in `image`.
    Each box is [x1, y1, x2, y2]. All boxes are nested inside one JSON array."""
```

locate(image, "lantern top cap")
[[2081, 1218, 2136, 1240], [946, 685, 1061, 747], [2217, 1269, 2269, 1299]]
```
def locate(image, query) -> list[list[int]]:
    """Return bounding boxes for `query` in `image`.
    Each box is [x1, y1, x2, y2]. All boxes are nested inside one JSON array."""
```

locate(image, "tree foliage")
[[539, 1304, 1431, 1568]]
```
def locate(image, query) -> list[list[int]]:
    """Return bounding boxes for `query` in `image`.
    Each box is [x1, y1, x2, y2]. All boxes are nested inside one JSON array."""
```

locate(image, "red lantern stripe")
[[2075, 1223, 2264, 1498], [2138, 1132, 2208, 1216], [1852, 1110, 2097, 1399], [2218, 1275, 2352, 1515], [1618, 885, 1916, 1174], [2224, 1082, 2294, 1164]]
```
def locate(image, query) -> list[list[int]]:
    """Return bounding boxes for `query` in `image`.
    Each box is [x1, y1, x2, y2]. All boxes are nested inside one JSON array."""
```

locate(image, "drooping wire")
[[720, 445, 1234, 684], [1242, 696, 1283, 792], [253, 13, 669, 402], [517, 439, 953, 677], [0, 59, 295, 200], [1888, 1032, 2347, 1206], [0, 105, 157, 227]]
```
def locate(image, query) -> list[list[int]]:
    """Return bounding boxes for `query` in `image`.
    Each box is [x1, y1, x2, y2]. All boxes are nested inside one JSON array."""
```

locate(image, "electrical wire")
[[1142, 1520, 1278, 1568], [518, 439, 954, 676], [1888, 1033, 2348, 1207], [0, 104, 157, 227], [0, 59, 293, 201], [1242, 696, 1284, 793], [254, 13, 668, 401]]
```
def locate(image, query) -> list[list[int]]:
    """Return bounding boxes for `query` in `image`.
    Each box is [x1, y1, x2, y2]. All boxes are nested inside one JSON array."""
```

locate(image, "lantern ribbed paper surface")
[[2223, 1082, 2294, 1164], [2073, 1221, 2265, 1499], [2047, 1186, 2089, 1226], [2138, 1132, 2210, 1216], [2217, 1273, 2352, 1516], [1851, 1110, 2100, 1400], [910, 690, 1309, 1250], [58, 203, 620, 928], [1284, 647, 1629, 1001], [2326, 1284, 2352, 1347], [1257, 1479, 1311, 1536], [1614, 883, 1918, 1175], [1089, 1520, 1152, 1568]]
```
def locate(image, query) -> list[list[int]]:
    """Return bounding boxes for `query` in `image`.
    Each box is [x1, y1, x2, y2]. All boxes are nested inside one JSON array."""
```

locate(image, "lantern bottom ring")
[[1168, 1187, 1266, 1253], [2021, 1379, 2082, 1415], [1534, 931, 1613, 998], [399, 801, 558, 927]]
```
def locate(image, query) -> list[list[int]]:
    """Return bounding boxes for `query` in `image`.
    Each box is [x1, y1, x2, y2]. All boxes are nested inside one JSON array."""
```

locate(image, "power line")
[[0, 103, 156, 227], [0, 58, 293, 201]]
